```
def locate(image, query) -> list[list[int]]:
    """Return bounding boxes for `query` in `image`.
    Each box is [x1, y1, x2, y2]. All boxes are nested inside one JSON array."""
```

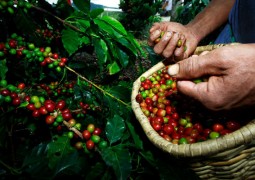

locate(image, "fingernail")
[[168, 64, 179, 76], [153, 30, 161, 37], [180, 34, 185, 40], [163, 31, 172, 41]]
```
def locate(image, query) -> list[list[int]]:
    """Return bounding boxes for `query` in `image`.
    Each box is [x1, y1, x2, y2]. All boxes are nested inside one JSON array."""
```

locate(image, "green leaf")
[[100, 16, 127, 35], [94, 19, 115, 36], [101, 145, 132, 180], [85, 162, 105, 179], [73, 0, 90, 12], [103, 95, 120, 118], [53, 151, 86, 176], [81, 36, 90, 45], [126, 32, 146, 57], [47, 135, 76, 169], [126, 121, 143, 149], [90, 8, 104, 18], [201, 0, 209, 5], [18, 101, 29, 108], [108, 85, 131, 102], [140, 150, 157, 166], [106, 114, 125, 144], [0, 60, 8, 80], [108, 61, 121, 75], [117, 37, 138, 57], [62, 28, 81, 56], [116, 48, 129, 68], [22, 143, 52, 177], [77, 19, 90, 32], [92, 37, 108, 71]]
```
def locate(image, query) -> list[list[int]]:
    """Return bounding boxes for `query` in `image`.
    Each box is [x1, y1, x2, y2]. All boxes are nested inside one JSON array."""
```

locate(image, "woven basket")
[[131, 43, 255, 179]]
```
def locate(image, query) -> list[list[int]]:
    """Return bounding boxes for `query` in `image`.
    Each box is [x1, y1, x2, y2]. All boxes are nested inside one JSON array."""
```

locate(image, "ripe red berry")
[[56, 100, 66, 110], [17, 83, 25, 90], [212, 123, 224, 132], [151, 122, 162, 132], [93, 127, 102, 136], [39, 106, 48, 115], [45, 102, 55, 112], [226, 121, 240, 131], [27, 103, 36, 111], [45, 115, 55, 124], [32, 110, 41, 118], [86, 140, 95, 150], [162, 124, 174, 135], [82, 130, 91, 140], [12, 97, 21, 106]]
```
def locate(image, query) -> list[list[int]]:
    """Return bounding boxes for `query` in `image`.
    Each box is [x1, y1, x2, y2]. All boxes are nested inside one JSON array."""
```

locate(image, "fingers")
[[160, 32, 180, 58], [148, 22, 167, 46], [173, 35, 186, 61], [148, 29, 162, 46], [153, 31, 173, 55], [177, 77, 227, 111], [168, 51, 224, 80], [151, 31, 187, 59], [149, 22, 161, 33], [176, 80, 212, 109], [148, 22, 189, 61]]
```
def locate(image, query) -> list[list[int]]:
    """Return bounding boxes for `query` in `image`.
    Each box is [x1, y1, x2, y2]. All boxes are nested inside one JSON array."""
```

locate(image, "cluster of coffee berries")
[[0, 79, 108, 151], [136, 66, 242, 144], [35, 28, 61, 43], [0, 0, 32, 14], [0, 33, 68, 73], [39, 81, 75, 97]]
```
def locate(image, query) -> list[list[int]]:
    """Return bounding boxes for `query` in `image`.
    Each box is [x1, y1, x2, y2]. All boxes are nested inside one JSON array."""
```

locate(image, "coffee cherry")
[[177, 39, 182, 47], [86, 140, 95, 150], [98, 140, 108, 149], [226, 121, 240, 131], [82, 130, 91, 140], [209, 131, 220, 139], [74, 141, 83, 150], [12, 97, 21, 106], [45, 115, 55, 124], [91, 135, 100, 144], [67, 131, 74, 139], [87, 124, 95, 133]]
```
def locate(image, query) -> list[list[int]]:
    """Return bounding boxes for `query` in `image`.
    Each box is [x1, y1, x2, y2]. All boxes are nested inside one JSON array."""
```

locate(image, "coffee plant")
[[0, 0, 200, 179], [119, 0, 162, 39]]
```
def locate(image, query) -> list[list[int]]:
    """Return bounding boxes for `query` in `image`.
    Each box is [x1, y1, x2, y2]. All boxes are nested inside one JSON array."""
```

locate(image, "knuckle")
[[162, 49, 173, 58]]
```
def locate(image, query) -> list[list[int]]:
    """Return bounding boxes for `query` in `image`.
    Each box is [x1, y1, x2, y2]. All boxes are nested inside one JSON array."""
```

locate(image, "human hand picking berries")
[[168, 44, 255, 111], [147, 22, 199, 61]]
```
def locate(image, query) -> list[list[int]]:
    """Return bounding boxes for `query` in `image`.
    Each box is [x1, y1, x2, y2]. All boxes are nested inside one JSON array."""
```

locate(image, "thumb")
[[167, 52, 220, 79]]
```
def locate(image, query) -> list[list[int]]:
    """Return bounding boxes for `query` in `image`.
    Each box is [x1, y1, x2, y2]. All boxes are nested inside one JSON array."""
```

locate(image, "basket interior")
[[131, 45, 255, 158]]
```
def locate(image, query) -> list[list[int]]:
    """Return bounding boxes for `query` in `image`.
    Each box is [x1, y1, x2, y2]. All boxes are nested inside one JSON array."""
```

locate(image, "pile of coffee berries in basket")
[[135, 66, 243, 144]]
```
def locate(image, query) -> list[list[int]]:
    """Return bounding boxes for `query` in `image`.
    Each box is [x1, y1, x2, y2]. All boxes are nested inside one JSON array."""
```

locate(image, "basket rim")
[[131, 45, 255, 158]]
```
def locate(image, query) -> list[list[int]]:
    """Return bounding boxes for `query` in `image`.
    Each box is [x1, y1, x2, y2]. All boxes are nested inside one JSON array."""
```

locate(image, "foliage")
[[119, 0, 162, 39], [174, 0, 210, 25], [0, 0, 199, 179]]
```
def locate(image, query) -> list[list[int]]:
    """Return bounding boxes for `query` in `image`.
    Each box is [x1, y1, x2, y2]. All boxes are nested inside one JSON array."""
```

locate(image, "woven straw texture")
[[131, 43, 255, 179]]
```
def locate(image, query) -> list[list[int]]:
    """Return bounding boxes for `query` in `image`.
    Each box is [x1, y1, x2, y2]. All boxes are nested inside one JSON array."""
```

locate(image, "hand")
[[167, 44, 255, 110], [148, 22, 199, 61]]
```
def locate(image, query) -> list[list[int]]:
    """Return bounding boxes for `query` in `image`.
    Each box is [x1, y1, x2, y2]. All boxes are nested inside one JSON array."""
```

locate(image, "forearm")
[[185, 0, 236, 43]]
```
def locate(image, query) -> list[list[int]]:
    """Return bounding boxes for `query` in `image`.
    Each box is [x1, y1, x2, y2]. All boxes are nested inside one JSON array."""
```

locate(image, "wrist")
[[185, 23, 204, 44]]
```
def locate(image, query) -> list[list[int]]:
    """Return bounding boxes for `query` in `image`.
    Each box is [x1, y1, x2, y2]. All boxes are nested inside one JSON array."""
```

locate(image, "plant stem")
[[31, 4, 83, 33], [65, 65, 130, 107]]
